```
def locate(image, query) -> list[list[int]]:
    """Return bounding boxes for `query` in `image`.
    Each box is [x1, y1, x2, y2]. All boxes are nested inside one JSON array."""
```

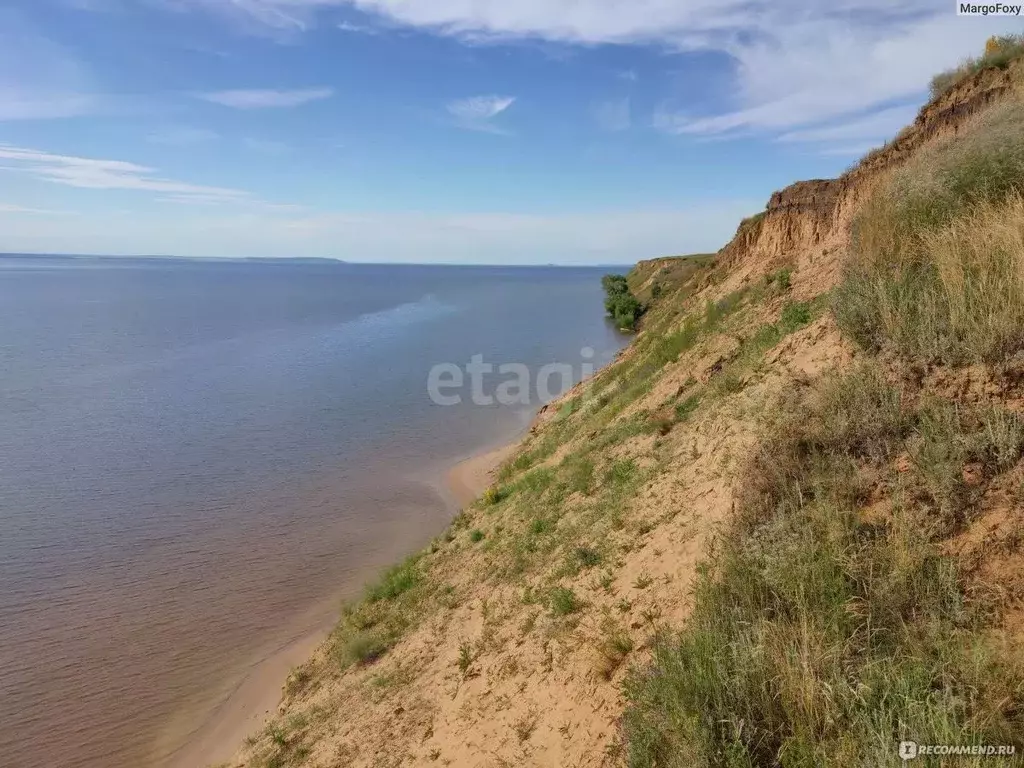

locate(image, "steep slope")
[[228, 51, 1024, 768]]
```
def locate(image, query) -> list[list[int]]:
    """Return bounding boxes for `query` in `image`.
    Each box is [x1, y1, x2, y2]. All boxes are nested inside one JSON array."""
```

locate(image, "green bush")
[[603, 273, 645, 330]]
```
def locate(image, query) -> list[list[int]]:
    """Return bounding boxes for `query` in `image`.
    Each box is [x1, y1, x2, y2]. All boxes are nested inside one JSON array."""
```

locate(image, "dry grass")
[[622, 367, 1024, 768], [923, 196, 1024, 361], [836, 101, 1024, 364], [930, 34, 1024, 99]]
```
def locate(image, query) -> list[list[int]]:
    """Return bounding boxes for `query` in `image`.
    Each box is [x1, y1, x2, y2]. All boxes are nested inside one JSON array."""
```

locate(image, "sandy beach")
[[165, 439, 517, 768]]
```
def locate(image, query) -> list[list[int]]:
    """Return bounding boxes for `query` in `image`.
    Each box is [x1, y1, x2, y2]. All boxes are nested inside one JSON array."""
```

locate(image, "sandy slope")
[[226, 59, 1024, 768]]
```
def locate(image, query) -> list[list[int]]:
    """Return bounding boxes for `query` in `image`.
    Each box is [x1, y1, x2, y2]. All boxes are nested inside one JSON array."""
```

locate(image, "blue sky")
[[0, 1, 1019, 264]]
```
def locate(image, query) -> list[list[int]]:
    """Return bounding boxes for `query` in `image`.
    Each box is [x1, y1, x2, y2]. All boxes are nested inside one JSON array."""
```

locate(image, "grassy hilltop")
[[233, 38, 1024, 768]]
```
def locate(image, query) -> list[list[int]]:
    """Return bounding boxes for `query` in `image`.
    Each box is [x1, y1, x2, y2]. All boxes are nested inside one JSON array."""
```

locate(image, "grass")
[[365, 557, 421, 603], [930, 34, 1024, 99], [621, 366, 1024, 767], [674, 394, 701, 421], [549, 586, 582, 616], [835, 100, 1024, 364], [595, 619, 635, 680]]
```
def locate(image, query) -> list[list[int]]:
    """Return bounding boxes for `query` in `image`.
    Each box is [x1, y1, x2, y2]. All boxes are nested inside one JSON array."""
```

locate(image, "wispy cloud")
[[775, 105, 919, 144], [0, 144, 251, 204], [337, 20, 379, 34], [446, 95, 516, 133], [593, 98, 631, 132], [197, 87, 333, 109], [165, 1, 1018, 145]]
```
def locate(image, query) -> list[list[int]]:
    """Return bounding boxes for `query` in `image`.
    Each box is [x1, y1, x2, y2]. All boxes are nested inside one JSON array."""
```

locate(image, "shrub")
[[469, 529, 485, 543], [835, 101, 1024, 364], [603, 273, 645, 330]]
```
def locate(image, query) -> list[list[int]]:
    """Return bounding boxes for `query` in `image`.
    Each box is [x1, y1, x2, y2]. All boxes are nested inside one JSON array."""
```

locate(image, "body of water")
[[0, 257, 627, 768]]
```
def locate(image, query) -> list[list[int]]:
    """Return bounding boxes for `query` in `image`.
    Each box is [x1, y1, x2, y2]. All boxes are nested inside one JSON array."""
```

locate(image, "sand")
[[165, 438, 516, 768], [445, 442, 517, 509]]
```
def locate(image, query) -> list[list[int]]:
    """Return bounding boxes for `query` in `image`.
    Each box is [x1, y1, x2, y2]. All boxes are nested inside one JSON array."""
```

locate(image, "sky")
[[0, 1, 1020, 264]]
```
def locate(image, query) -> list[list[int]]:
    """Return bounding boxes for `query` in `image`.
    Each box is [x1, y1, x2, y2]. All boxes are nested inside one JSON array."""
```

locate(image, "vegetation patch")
[[548, 586, 582, 616], [835, 100, 1024, 364], [603, 273, 646, 330], [621, 366, 1024, 767], [930, 34, 1024, 99]]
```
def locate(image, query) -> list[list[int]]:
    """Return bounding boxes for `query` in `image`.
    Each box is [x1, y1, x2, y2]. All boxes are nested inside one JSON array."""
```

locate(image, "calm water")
[[0, 257, 626, 768]]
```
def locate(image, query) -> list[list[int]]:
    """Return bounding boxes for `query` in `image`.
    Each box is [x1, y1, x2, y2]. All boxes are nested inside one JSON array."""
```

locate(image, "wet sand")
[[171, 439, 518, 768]]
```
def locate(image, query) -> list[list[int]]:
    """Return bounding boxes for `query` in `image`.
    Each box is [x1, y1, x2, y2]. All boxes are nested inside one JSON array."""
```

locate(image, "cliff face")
[[718, 58, 1024, 292], [230, 57, 1024, 768]]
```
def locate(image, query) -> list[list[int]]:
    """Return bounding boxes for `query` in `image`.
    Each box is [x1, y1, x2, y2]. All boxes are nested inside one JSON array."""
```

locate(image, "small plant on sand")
[[632, 572, 654, 590], [514, 712, 539, 743], [674, 394, 701, 422], [457, 641, 474, 677], [549, 586, 582, 616], [481, 485, 509, 506], [284, 665, 312, 698], [365, 557, 421, 603], [595, 621, 635, 680], [469, 529, 485, 543], [572, 545, 603, 570], [779, 300, 812, 333]]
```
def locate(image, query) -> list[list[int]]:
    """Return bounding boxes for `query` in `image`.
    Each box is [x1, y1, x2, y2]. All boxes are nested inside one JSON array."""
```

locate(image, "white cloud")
[[593, 98, 631, 132], [0, 144, 251, 204], [197, 87, 333, 108], [337, 20, 379, 34], [446, 95, 516, 133], [163, 1, 1020, 142], [0, 199, 759, 264], [448, 95, 515, 121]]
